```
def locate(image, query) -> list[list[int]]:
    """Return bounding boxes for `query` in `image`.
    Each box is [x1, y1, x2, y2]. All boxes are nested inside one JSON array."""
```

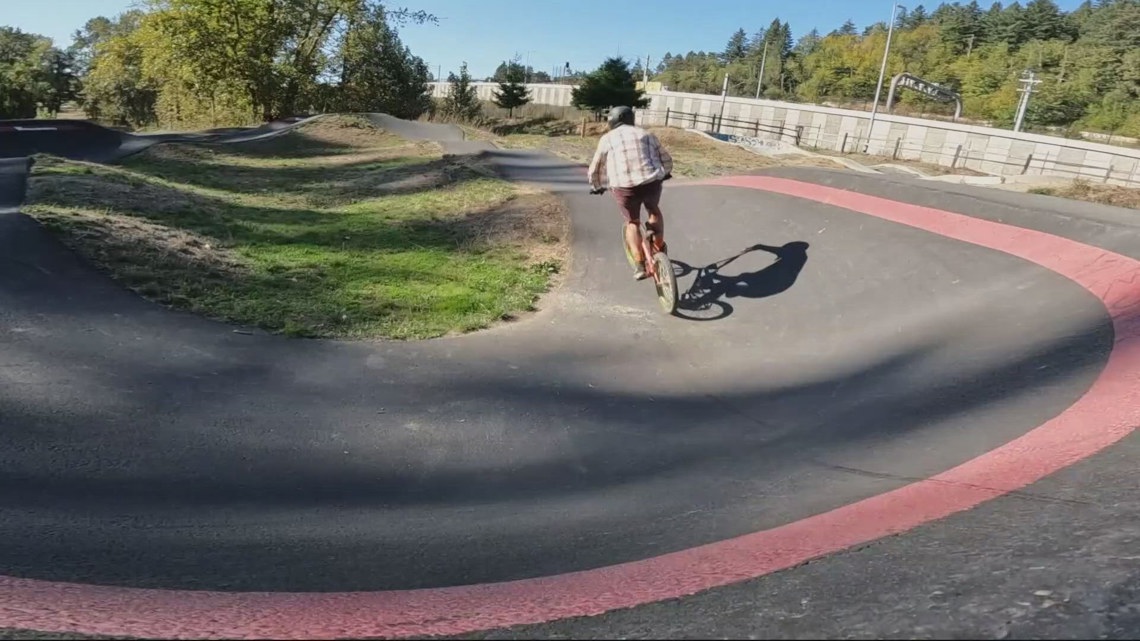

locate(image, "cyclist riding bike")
[[588, 105, 673, 280]]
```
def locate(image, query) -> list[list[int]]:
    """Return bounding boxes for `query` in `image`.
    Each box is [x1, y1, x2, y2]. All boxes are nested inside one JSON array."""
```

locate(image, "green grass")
[[24, 116, 565, 340]]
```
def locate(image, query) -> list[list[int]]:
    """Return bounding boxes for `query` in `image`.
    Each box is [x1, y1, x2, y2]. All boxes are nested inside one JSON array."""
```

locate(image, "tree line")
[[7, 0, 1137, 136], [653, 0, 1140, 135], [1, 0, 438, 128]]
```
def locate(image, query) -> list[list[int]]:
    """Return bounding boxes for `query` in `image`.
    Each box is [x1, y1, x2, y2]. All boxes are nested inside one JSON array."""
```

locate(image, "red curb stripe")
[[2, 176, 1138, 640]]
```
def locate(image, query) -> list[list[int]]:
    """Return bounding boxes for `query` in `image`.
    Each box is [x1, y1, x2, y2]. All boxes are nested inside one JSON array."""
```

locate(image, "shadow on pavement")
[[672, 241, 809, 321]]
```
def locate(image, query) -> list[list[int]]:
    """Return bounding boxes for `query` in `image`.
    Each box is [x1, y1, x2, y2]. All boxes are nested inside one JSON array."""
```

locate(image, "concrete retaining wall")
[[428, 82, 1140, 186], [429, 82, 576, 107]]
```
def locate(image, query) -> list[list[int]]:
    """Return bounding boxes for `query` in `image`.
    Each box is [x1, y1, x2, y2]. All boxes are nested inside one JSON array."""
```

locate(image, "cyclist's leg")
[[642, 179, 666, 252], [612, 186, 647, 273]]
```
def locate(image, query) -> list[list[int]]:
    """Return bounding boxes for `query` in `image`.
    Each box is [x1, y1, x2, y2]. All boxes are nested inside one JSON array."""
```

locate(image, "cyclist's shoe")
[[633, 263, 648, 280]]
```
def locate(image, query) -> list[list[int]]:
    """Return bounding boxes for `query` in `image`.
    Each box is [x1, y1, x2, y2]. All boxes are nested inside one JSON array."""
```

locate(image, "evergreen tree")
[[441, 62, 481, 121], [795, 28, 823, 56], [1023, 0, 1073, 41], [904, 4, 929, 28], [570, 56, 649, 114], [723, 28, 748, 62], [491, 57, 530, 117]]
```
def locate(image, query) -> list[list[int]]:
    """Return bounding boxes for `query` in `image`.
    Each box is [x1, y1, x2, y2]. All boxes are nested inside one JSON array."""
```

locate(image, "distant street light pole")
[[865, 3, 904, 153]]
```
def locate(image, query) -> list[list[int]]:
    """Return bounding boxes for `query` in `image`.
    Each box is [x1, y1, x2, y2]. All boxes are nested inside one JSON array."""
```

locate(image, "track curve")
[[1, 115, 1138, 639]]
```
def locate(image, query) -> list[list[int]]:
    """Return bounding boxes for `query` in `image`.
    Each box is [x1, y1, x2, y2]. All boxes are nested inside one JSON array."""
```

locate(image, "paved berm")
[[0, 115, 1137, 640]]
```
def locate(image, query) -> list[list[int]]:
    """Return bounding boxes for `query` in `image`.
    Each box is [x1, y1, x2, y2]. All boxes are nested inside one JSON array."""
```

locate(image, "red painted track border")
[[2, 176, 1138, 639]]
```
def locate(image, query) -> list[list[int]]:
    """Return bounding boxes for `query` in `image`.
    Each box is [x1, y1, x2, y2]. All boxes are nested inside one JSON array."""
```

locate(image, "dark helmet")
[[607, 105, 635, 129]]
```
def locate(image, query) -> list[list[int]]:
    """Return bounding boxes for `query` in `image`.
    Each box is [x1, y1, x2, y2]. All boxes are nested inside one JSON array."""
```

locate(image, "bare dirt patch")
[[455, 189, 569, 267], [32, 205, 251, 308]]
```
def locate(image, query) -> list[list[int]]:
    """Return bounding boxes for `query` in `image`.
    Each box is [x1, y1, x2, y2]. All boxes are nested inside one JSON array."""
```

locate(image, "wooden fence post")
[[1022, 154, 1033, 174], [664, 108, 670, 127], [840, 132, 849, 153], [951, 144, 963, 168], [892, 138, 902, 160]]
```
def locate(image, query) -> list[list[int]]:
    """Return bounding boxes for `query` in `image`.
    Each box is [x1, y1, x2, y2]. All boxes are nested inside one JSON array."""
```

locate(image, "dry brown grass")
[[1029, 178, 1140, 210], [456, 188, 569, 266], [483, 119, 845, 178], [33, 205, 251, 306]]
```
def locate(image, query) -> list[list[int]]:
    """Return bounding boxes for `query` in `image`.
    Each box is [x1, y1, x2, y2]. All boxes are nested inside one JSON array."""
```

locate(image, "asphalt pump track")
[[0, 114, 1139, 639]]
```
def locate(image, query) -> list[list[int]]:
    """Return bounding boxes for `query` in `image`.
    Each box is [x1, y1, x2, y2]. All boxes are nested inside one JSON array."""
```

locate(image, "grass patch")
[[478, 117, 843, 177], [1027, 178, 1140, 210], [24, 115, 568, 340]]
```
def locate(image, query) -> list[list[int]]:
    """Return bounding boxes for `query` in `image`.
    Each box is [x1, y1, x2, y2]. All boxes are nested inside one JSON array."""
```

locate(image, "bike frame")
[[636, 224, 663, 279], [591, 178, 677, 315]]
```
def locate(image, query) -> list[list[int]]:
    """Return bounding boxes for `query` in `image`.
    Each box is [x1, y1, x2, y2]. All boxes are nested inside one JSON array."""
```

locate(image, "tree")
[[148, 0, 437, 121], [723, 28, 748, 62], [570, 57, 650, 114], [834, 19, 858, 36], [38, 49, 81, 116], [491, 57, 530, 117], [0, 27, 80, 119], [80, 15, 160, 126], [337, 2, 432, 119], [902, 4, 929, 29], [1023, 0, 1074, 41], [795, 29, 823, 57], [440, 61, 481, 120]]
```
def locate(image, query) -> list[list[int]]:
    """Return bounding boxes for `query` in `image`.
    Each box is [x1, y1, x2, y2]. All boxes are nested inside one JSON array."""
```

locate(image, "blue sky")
[[8, 0, 1087, 80]]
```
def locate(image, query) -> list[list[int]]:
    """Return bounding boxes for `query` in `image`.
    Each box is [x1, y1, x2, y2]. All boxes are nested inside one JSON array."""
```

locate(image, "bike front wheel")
[[652, 251, 677, 314]]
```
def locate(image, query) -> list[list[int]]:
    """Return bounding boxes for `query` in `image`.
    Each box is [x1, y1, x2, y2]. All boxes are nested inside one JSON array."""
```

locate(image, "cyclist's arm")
[[587, 136, 608, 189]]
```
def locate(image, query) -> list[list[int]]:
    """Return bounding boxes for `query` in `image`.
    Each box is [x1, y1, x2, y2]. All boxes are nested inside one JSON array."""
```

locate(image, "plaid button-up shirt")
[[588, 125, 673, 190]]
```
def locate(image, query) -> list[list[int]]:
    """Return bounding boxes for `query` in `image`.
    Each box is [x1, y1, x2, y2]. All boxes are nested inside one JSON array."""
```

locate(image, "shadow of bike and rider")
[[670, 241, 810, 321]]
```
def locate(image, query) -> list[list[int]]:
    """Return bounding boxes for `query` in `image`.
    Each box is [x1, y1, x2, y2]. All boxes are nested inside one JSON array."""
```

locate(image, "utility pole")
[[966, 34, 975, 57], [718, 73, 729, 132], [1013, 69, 1041, 133], [644, 52, 651, 84], [755, 42, 769, 99], [865, 3, 904, 152]]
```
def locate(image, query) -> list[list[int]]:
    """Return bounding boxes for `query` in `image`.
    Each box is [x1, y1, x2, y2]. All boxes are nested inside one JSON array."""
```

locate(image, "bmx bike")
[[590, 177, 678, 315]]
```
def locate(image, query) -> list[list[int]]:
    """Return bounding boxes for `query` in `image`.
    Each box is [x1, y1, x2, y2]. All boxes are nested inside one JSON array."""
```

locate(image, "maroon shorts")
[[611, 178, 663, 223]]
